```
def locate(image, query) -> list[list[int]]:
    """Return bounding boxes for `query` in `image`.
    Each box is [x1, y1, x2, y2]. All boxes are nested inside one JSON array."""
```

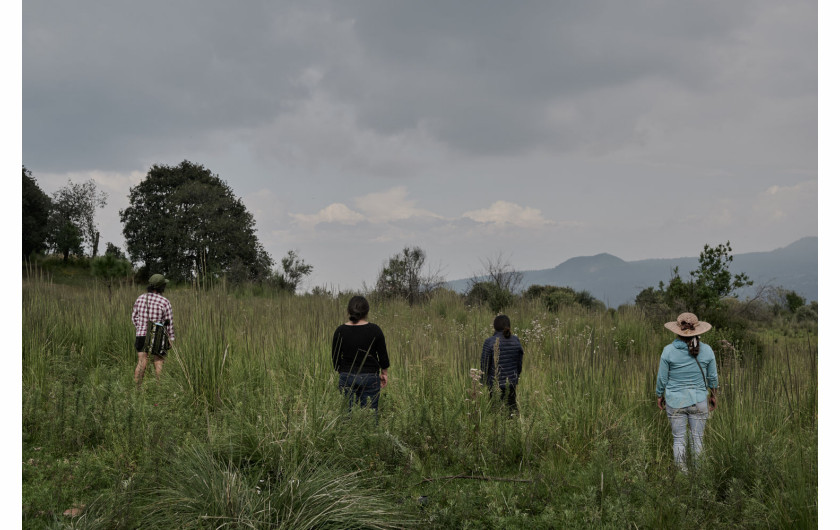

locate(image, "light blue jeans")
[[665, 400, 709, 472]]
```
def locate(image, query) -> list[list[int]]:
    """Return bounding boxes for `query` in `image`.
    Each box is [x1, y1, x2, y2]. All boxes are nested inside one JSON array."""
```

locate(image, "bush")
[[466, 281, 513, 313]]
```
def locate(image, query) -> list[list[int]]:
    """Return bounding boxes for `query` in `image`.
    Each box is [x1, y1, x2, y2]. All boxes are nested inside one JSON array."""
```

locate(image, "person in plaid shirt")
[[132, 273, 175, 386]]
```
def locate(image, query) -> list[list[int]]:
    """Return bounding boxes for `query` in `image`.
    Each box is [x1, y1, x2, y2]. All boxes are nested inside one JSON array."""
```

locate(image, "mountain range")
[[448, 237, 817, 308]]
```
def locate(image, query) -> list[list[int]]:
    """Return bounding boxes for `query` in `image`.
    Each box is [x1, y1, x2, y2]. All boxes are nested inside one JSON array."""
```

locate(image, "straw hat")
[[664, 312, 712, 337]]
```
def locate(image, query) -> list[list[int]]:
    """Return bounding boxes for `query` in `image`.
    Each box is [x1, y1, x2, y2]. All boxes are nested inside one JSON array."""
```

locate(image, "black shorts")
[[134, 336, 168, 357]]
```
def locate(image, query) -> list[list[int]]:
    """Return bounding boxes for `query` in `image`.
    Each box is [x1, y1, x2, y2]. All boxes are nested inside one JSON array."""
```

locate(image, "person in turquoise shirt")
[[656, 312, 719, 473]]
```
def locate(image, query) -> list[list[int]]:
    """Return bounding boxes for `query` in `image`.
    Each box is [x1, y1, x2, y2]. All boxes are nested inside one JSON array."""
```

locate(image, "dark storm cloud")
[[321, 1, 790, 154], [25, 0, 815, 173], [24, 1, 315, 171]]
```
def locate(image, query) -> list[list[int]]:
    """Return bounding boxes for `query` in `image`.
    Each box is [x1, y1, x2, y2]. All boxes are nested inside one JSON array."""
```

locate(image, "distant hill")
[[448, 237, 817, 307]]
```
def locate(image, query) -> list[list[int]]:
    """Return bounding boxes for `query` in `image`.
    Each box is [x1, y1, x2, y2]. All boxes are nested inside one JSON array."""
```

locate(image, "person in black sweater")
[[480, 314, 524, 415], [331, 296, 390, 412]]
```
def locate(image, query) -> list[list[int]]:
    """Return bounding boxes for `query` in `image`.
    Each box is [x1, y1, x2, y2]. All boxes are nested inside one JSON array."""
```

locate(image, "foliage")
[[120, 160, 273, 283], [636, 242, 753, 328], [48, 178, 108, 258], [91, 254, 134, 301], [48, 219, 84, 262], [22, 166, 53, 258], [375, 246, 444, 305], [22, 278, 817, 529], [472, 253, 523, 293], [465, 254, 523, 312], [466, 280, 514, 313], [276, 250, 314, 293], [104, 242, 128, 260], [525, 284, 605, 312], [661, 242, 752, 317]]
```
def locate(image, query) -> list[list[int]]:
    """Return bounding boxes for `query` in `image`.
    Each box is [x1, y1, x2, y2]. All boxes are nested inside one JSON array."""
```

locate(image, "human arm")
[[375, 326, 390, 372], [331, 328, 341, 371], [655, 350, 669, 408], [165, 301, 175, 342], [705, 348, 719, 390], [708, 387, 717, 411], [480, 339, 492, 385], [517, 338, 523, 376]]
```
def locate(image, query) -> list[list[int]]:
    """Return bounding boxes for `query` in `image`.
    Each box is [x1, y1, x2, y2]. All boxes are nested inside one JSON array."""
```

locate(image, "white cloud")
[[352, 186, 442, 223], [462, 200, 554, 229], [289, 202, 365, 228], [752, 180, 817, 222]]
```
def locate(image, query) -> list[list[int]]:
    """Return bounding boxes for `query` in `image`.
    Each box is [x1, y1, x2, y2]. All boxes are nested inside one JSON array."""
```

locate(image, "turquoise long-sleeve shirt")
[[655, 338, 718, 409]]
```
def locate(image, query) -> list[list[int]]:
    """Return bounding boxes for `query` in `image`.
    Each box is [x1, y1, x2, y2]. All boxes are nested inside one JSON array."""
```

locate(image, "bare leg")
[[135, 352, 149, 387], [152, 356, 165, 378]]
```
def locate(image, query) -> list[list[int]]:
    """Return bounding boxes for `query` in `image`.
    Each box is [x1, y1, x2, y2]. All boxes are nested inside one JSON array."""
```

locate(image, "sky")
[[21, 1, 817, 293]]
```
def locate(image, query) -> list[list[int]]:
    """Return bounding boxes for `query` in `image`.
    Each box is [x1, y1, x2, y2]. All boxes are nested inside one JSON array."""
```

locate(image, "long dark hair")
[[493, 314, 512, 339], [347, 296, 370, 323]]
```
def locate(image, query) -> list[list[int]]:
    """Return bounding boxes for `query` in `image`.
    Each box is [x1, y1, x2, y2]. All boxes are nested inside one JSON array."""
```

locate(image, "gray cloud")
[[23, 1, 816, 291]]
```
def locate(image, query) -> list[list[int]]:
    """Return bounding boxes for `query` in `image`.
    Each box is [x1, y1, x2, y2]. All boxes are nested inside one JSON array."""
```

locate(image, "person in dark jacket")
[[480, 314, 524, 414], [331, 296, 390, 413]]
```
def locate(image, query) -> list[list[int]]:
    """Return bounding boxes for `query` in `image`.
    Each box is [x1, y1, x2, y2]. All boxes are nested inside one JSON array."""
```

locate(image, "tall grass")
[[22, 276, 817, 528]]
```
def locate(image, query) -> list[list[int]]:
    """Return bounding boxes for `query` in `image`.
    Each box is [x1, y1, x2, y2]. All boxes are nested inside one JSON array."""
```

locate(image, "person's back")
[[332, 322, 389, 374], [132, 274, 175, 387], [481, 332, 523, 388], [480, 314, 524, 414]]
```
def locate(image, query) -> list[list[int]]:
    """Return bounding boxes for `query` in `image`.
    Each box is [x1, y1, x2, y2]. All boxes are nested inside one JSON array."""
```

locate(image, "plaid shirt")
[[132, 292, 175, 341]]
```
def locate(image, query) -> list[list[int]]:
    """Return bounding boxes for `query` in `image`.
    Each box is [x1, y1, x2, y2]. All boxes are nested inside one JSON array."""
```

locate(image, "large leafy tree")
[[120, 160, 273, 282], [375, 246, 443, 305], [22, 166, 52, 257], [49, 178, 108, 258]]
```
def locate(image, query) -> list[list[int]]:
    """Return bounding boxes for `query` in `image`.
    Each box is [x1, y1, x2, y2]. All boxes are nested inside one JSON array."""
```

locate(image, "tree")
[[465, 253, 522, 312], [91, 254, 133, 302], [375, 246, 444, 305], [49, 179, 108, 257], [22, 166, 52, 258], [48, 218, 84, 262], [473, 253, 523, 294], [120, 160, 273, 283], [278, 250, 313, 293], [104, 242, 128, 261], [466, 281, 513, 313], [524, 284, 604, 312], [659, 241, 753, 317]]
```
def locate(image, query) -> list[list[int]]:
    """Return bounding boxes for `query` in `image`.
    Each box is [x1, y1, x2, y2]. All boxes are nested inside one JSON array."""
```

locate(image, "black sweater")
[[331, 323, 390, 374]]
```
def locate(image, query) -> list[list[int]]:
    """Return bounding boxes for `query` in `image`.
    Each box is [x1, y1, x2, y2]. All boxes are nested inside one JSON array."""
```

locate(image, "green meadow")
[[22, 274, 817, 528]]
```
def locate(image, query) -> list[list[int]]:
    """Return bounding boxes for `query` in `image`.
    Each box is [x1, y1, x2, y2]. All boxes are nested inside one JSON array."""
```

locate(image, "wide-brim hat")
[[664, 312, 712, 337], [148, 274, 169, 289]]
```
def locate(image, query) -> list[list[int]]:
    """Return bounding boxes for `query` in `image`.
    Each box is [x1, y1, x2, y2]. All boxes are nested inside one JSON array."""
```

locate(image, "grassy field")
[[22, 275, 817, 528]]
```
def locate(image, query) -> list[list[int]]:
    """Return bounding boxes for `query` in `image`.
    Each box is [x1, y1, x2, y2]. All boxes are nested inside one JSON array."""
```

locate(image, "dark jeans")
[[338, 372, 381, 412], [490, 385, 518, 414]]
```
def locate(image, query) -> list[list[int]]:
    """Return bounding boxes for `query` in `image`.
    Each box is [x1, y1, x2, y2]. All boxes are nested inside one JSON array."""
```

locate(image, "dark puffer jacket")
[[480, 332, 524, 388]]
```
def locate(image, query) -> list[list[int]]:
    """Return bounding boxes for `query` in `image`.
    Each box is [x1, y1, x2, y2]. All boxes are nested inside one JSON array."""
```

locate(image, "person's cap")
[[664, 312, 712, 337], [148, 274, 169, 289]]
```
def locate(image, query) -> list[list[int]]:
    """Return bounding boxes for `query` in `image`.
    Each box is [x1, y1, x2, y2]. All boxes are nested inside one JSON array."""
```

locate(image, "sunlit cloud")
[[352, 186, 442, 223], [289, 202, 366, 228], [462, 200, 554, 229]]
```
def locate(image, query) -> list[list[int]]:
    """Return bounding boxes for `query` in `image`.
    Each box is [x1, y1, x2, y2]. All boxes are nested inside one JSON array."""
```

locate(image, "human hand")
[[657, 396, 666, 410], [380, 371, 388, 388], [708, 395, 717, 412]]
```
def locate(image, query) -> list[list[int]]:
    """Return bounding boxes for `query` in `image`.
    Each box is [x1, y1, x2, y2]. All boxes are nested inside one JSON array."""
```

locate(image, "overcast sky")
[[22, 1, 817, 292]]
